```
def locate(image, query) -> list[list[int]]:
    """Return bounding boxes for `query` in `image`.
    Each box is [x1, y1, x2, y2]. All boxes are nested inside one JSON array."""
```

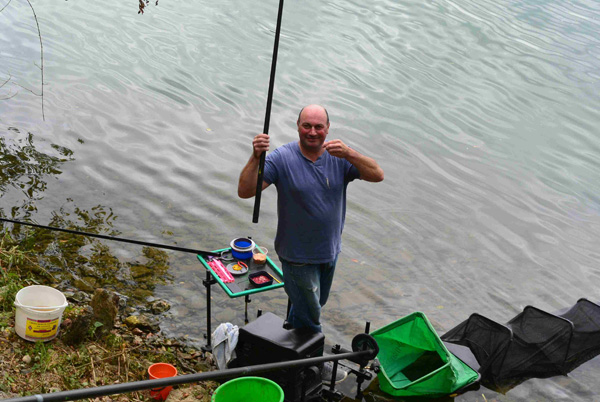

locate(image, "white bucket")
[[14, 285, 68, 342]]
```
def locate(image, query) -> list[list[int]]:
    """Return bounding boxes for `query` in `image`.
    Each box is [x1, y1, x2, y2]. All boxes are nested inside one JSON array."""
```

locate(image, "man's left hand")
[[323, 139, 351, 159]]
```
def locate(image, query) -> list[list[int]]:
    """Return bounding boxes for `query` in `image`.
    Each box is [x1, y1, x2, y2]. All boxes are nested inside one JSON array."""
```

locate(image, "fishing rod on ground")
[[252, 0, 285, 224], [0, 217, 221, 257], [0, 333, 379, 402]]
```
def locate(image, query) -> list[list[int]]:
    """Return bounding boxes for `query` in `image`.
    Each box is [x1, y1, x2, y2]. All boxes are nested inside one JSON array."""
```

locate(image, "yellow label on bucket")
[[25, 317, 59, 339]]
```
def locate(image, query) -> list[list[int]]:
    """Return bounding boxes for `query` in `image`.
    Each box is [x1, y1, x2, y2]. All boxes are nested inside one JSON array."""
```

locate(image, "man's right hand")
[[253, 133, 270, 158], [239, 134, 271, 198]]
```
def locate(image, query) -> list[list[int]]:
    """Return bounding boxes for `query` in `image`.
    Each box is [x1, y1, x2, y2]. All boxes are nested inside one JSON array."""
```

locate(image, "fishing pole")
[[252, 0, 285, 224], [1, 346, 378, 402], [0, 217, 220, 257]]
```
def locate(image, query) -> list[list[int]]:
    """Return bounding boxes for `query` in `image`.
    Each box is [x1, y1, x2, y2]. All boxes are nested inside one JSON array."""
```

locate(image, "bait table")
[[197, 246, 284, 351]]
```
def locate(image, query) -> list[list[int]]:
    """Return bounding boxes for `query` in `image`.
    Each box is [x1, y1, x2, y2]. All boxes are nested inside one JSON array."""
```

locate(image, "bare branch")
[[0, 91, 18, 100], [0, 74, 10, 89], [0, 0, 12, 13], [0, 75, 18, 100], [24, 0, 45, 121], [14, 82, 40, 96]]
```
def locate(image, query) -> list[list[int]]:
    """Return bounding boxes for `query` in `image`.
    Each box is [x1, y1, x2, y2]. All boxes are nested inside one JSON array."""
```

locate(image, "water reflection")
[[0, 128, 73, 219], [0, 131, 171, 302]]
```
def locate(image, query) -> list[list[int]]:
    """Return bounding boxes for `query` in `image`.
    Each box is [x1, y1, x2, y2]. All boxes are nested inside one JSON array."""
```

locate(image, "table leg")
[[244, 294, 252, 324], [202, 270, 215, 352]]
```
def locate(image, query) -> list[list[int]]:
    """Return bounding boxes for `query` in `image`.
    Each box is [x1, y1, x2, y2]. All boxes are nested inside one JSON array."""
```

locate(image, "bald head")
[[297, 104, 330, 154], [297, 105, 329, 125]]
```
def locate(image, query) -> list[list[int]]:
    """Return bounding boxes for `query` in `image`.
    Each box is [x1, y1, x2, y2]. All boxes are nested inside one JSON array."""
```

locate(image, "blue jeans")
[[281, 256, 338, 333]]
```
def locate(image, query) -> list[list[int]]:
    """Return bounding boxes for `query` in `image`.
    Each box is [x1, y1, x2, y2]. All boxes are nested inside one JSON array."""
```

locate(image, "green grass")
[[0, 229, 218, 400]]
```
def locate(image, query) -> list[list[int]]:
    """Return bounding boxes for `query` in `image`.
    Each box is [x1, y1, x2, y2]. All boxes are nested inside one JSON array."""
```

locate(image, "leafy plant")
[[89, 321, 104, 337], [138, 0, 159, 14]]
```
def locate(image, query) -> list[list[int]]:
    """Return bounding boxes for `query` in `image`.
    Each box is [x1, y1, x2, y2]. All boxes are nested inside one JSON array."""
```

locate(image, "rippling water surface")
[[2, 0, 600, 399]]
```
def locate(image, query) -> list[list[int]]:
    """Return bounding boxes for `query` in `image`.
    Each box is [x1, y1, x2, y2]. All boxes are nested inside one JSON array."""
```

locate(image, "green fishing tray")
[[197, 247, 284, 298]]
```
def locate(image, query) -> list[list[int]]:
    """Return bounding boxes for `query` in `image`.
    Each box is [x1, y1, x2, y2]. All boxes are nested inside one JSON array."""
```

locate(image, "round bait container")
[[230, 237, 255, 260]]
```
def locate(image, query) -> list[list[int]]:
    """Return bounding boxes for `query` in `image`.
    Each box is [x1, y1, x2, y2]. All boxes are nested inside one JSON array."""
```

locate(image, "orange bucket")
[[148, 363, 178, 400]]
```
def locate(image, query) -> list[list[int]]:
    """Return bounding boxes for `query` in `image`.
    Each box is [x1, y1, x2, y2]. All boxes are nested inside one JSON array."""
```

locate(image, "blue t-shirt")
[[263, 142, 360, 263]]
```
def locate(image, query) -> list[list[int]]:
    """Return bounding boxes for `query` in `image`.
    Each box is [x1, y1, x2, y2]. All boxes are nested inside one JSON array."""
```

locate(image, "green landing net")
[[371, 312, 479, 398]]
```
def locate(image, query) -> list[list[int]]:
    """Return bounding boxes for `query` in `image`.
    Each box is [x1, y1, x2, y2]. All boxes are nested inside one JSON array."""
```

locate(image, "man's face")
[[297, 107, 329, 151]]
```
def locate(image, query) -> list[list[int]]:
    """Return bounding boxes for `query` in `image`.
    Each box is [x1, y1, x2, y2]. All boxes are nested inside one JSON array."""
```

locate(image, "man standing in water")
[[238, 104, 384, 380]]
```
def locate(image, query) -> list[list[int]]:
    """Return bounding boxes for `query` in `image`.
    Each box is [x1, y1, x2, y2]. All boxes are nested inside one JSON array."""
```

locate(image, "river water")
[[2, 0, 600, 400]]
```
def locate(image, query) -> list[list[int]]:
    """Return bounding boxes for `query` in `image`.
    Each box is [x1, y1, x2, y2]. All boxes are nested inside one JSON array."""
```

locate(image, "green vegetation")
[[0, 230, 217, 400], [0, 231, 38, 314]]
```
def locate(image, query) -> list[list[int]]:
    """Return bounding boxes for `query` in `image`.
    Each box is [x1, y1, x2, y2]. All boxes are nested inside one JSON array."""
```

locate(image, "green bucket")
[[212, 376, 284, 402]]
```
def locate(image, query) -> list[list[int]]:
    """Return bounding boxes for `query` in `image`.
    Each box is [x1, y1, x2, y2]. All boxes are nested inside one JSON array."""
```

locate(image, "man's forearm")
[[346, 148, 384, 182], [238, 155, 261, 198]]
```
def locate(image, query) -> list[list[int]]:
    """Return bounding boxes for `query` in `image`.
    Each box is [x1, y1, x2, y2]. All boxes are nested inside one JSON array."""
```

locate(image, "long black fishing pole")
[[252, 0, 285, 224], [0, 217, 220, 257], [1, 348, 377, 402]]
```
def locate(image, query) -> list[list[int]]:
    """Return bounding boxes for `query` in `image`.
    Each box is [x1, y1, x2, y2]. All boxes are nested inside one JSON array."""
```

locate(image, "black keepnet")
[[441, 299, 600, 393]]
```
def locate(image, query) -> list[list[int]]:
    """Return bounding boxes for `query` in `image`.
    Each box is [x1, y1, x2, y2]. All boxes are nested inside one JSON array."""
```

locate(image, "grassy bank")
[[0, 230, 218, 401]]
